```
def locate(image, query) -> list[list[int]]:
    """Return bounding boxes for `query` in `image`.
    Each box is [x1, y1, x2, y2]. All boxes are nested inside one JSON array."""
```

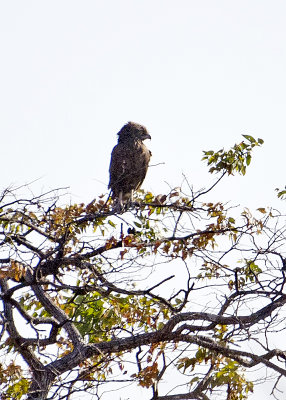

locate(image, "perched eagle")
[[108, 122, 151, 206]]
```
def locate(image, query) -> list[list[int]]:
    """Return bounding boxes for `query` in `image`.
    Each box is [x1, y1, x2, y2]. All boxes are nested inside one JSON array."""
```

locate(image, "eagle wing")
[[108, 141, 151, 200]]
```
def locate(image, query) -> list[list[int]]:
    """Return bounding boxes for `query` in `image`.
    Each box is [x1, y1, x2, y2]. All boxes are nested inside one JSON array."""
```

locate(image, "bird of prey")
[[108, 121, 151, 208]]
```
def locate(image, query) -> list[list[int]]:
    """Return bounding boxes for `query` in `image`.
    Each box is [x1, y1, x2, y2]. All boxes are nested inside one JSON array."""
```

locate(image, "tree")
[[2, 135, 286, 400]]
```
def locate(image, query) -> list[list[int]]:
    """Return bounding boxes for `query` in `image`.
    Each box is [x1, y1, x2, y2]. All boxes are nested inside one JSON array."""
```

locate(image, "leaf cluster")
[[202, 135, 264, 175]]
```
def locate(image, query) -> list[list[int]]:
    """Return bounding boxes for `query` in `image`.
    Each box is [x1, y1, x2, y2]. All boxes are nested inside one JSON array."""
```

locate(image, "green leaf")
[[246, 154, 251, 166], [108, 220, 116, 228], [277, 190, 286, 199], [145, 192, 153, 202], [242, 134, 256, 143]]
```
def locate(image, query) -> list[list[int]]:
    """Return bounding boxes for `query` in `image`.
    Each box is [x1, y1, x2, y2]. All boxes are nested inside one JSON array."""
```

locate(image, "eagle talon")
[[112, 199, 125, 213], [128, 201, 140, 209]]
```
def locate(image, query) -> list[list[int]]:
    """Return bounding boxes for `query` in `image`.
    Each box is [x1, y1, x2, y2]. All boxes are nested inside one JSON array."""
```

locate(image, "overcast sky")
[[1, 1, 286, 398], [1, 1, 286, 208]]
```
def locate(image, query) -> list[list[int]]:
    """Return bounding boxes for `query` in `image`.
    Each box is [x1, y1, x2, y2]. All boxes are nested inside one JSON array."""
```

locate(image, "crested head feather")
[[117, 121, 151, 143]]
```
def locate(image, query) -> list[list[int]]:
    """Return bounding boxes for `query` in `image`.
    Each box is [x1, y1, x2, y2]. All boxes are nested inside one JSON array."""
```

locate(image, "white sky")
[[1, 1, 286, 208], [1, 1, 286, 399]]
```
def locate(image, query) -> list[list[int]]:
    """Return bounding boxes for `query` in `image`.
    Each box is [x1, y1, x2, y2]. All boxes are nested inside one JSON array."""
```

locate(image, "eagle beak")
[[143, 133, 151, 140]]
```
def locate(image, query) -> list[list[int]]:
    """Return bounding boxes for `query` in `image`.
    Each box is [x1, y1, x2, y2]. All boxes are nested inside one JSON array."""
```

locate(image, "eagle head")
[[117, 121, 151, 143]]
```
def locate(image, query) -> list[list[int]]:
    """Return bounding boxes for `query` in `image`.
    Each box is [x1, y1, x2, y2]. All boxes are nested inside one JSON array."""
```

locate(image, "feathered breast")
[[109, 139, 151, 200]]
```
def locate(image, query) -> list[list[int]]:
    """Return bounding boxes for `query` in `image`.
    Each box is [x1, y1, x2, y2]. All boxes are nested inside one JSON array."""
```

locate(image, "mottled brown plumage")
[[108, 122, 151, 205]]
